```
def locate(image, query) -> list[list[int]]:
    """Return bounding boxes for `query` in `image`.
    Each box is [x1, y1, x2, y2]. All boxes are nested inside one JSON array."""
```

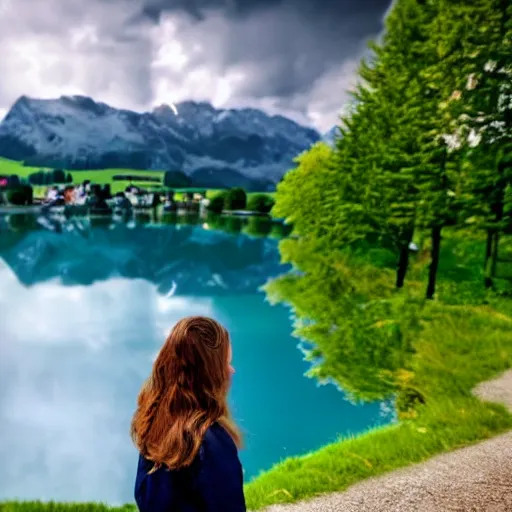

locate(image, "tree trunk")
[[484, 229, 494, 288], [490, 230, 500, 282], [396, 229, 414, 289], [426, 225, 442, 300], [396, 246, 410, 289], [486, 160, 506, 289]]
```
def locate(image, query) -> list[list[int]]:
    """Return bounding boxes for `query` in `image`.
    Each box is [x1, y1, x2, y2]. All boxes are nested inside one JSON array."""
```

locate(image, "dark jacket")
[[135, 423, 246, 512]]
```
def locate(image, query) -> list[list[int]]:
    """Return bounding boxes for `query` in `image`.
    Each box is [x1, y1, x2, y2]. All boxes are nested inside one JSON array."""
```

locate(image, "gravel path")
[[261, 370, 512, 512]]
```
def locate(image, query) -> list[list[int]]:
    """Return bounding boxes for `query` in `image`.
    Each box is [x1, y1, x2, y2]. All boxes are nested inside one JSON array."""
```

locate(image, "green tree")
[[247, 193, 275, 214], [52, 168, 66, 183], [453, 0, 512, 287], [207, 192, 226, 214], [368, 0, 467, 298], [224, 187, 247, 210], [43, 171, 53, 185], [28, 171, 45, 185], [272, 142, 337, 242], [66, 172, 73, 184], [6, 185, 33, 205]]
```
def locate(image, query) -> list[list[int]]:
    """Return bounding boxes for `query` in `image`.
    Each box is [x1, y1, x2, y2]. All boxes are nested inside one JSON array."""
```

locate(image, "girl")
[[131, 316, 246, 511]]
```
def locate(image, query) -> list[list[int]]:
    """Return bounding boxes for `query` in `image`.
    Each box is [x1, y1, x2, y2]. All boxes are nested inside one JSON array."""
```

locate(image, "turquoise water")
[[0, 214, 387, 505]]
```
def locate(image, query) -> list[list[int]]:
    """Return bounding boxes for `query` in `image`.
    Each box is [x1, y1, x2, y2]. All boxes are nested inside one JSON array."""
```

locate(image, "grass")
[[0, 504, 137, 512], [0, 157, 166, 182], [0, 157, 272, 200], [0, 157, 48, 177]]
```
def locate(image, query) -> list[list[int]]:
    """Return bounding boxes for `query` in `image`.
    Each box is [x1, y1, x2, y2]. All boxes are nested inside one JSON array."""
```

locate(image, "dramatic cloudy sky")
[[0, 0, 391, 132]]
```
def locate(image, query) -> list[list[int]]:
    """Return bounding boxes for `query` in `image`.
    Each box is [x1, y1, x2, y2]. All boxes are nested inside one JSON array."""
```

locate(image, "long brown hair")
[[130, 316, 242, 471]]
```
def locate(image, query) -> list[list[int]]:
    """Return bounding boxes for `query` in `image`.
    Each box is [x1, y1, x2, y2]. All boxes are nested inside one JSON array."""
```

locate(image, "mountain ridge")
[[0, 95, 324, 190]]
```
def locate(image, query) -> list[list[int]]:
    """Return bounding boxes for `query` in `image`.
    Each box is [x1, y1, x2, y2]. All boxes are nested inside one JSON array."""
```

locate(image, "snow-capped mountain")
[[0, 95, 321, 190]]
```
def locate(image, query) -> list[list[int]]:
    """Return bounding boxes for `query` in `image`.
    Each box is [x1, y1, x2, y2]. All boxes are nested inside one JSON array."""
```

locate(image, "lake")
[[0, 213, 387, 505]]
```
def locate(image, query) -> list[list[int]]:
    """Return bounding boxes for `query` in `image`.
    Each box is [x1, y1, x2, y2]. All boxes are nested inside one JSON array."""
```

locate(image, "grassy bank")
[[243, 300, 512, 508], [242, 230, 512, 507], [0, 504, 137, 512], [0, 157, 165, 183]]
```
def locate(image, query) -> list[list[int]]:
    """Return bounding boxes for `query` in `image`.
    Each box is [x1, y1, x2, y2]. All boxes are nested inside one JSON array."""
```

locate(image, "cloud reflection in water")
[[0, 261, 213, 503]]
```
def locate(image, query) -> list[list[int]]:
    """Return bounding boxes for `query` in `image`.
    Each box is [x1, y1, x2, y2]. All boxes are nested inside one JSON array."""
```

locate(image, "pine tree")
[[453, 0, 512, 287]]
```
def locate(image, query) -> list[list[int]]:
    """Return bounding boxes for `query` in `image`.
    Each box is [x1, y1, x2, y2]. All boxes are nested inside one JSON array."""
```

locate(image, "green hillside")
[[0, 157, 272, 200]]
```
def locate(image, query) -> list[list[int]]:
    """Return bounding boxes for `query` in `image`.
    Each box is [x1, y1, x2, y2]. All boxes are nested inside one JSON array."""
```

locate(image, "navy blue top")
[[134, 423, 246, 512]]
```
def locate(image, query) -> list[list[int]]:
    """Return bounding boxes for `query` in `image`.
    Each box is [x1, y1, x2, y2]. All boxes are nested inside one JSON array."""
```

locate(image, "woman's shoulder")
[[201, 422, 238, 456], [198, 423, 244, 493]]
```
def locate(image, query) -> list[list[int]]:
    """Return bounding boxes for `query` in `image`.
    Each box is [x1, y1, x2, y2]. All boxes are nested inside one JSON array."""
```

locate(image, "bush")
[[52, 168, 66, 183], [9, 174, 20, 187], [6, 185, 33, 205], [66, 172, 73, 183], [207, 192, 226, 214], [225, 187, 247, 210], [247, 193, 275, 213], [28, 171, 45, 185]]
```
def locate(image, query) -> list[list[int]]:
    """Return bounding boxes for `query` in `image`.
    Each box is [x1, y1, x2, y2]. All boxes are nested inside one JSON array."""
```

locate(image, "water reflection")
[[0, 213, 387, 505], [0, 213, 286, 294], [265, 236, 418, 404]]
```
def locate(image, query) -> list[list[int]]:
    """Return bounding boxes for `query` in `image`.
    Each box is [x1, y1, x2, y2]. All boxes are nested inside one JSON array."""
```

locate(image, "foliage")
[[6, 185, 33, 205], [246, 193, 275, 213], [272, 143, 338, 241], [28, 170, 54, 186], [51, 169, 66, 183], [224, 187, 247, 210], [8, 174, 20, 187], [0, 503, 136, 511], [206, 191, 227, 214]]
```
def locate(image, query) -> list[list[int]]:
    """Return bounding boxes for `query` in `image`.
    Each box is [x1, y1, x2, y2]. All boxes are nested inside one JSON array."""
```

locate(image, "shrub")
[[207, 192, 226, 214], [9, 174, 20, 187], [225, 187, 247, 210], [52, 168, 66, 183], [247, 193, 275, 213], [28, 171, 45, 185], [6, 185, 33, 205], [66, 173, 73, 183]]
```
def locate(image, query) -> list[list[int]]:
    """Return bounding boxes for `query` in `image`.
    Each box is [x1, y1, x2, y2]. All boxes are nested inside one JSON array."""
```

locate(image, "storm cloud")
[[0, 0, 391, 131]]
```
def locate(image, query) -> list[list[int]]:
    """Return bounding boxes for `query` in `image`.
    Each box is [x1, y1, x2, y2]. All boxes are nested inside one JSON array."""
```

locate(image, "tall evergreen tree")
[[452, 0, 512, 287]]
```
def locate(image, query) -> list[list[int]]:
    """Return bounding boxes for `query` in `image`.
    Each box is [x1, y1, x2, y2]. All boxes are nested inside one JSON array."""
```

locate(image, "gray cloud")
[[0, 0, 390, 131]]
